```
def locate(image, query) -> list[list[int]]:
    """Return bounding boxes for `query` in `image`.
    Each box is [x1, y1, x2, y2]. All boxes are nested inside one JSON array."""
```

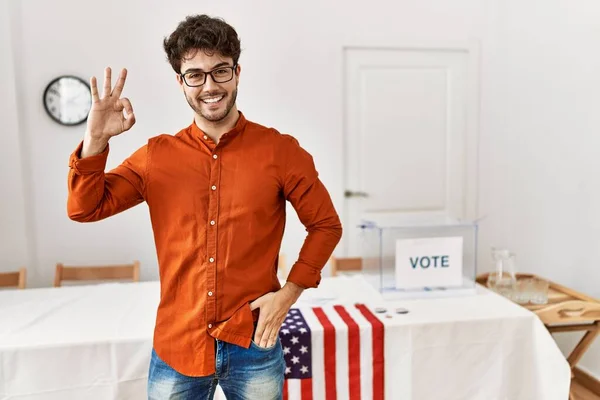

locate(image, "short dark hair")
[[163, 14, 241, 74]]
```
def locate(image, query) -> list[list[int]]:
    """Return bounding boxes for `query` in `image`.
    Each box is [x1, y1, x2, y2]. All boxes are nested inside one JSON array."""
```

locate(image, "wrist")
[[81, 134, 109, 158], [280, 281, 304, 305]]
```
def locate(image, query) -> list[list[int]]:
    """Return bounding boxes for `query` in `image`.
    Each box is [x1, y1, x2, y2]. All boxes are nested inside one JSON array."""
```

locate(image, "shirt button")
[[208, 323, 212, 328], [210, 220, 215, 226], [209, 257, 215, 263], [213, 154, 218, 159], [208, 291, 213, 296], [211, 185, 217, 190], [203, 135, 208, 140]]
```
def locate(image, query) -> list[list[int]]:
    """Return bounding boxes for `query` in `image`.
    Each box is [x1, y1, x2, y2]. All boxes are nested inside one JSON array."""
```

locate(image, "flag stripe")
[[313, 307, 337, 400], [301, 308, 325, 399], [288, 379, 301, 400], [301, 378, 313, 400], [356, 304, 385, 400], [283, 379, 289, 400], [334, 305, 362, 400], [322, 306, 349, 399], [344, 303, 374, 400]]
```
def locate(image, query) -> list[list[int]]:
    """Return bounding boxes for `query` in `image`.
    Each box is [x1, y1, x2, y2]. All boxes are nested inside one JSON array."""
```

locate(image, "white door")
[[342, 46, 479, 256]]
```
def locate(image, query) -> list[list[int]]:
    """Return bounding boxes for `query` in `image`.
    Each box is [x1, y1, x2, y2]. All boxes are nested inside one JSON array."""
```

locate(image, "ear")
[[176, 73, 184, 87], [235, 64, 241, 85]]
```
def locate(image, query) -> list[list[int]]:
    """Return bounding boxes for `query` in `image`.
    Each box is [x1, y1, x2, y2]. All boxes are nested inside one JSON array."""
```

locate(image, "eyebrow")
[[182, 62, 232, 74]]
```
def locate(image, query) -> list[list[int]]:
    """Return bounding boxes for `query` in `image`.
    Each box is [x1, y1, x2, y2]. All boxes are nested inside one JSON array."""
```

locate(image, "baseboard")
[[574, 366, 600, 396]]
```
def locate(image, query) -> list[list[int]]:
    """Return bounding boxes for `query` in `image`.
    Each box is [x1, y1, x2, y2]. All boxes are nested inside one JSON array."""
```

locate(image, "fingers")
[[249, 292, 282, 347], [123, 113, 136, 131], [94, 67, 129, 101], [253, 318, 266, 344], [102, 67, 112, 98], [254, 319, 280, 348], [120, 98, 136, 131], [259, 326, 273, 348], [266, 328, 279, 348], [250, 297, 263, 311], [120, 97, 133, 115], [111, 68, 127, 98], [90, 76, 100, 103]]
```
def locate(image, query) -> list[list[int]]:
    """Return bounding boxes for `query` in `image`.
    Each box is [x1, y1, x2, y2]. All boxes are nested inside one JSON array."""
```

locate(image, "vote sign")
[[395, 236, 463, 289]]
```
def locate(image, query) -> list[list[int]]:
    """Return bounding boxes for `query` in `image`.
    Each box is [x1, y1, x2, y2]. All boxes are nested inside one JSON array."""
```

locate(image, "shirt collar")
[[190, 111, 247, 144]]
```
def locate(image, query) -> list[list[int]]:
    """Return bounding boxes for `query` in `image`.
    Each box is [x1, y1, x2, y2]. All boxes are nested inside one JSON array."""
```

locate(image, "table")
[[0, 276, 570, 399], [374, 287, 571, 399], [478, 272, 600, 400]]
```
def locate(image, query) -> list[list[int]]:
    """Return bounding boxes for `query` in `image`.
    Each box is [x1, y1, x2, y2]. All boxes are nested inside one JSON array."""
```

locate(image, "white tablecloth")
[[370, 289, 571, 399], [0, 276, 570, 399]]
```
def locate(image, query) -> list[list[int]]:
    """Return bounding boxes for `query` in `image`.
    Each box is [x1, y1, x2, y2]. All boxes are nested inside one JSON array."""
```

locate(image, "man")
[[66, 14, 342, 400]]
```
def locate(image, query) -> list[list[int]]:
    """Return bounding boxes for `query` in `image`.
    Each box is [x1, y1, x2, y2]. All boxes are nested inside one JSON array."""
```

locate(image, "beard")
[[185, 88, 238, 122]]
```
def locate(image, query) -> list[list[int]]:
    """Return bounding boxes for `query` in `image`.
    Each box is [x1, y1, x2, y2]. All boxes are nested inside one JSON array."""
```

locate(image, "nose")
[[202, 74, 218, 92]]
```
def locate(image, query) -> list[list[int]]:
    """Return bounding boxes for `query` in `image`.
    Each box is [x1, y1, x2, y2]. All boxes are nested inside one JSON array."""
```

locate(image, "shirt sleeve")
[[281, 135, 343, 289], [67, 140, 147, 222]]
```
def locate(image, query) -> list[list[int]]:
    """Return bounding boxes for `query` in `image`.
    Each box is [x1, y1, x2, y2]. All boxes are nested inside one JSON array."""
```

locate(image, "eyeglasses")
[[180, 65, 237, 87]]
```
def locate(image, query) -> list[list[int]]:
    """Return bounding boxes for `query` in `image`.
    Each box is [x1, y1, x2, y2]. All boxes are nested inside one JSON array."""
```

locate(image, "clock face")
[[43, 76, 92, 126]]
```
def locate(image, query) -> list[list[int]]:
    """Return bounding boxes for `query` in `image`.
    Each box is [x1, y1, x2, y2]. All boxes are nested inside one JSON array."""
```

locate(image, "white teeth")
[[202, 95, 224, 104]]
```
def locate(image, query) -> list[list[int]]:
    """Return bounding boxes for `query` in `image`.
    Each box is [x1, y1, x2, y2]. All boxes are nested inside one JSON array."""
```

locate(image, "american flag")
[[280, 304, 384, 400]]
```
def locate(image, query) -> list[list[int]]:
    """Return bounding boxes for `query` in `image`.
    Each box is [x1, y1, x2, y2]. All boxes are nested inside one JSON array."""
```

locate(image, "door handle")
[[344, 190, 369, 198]]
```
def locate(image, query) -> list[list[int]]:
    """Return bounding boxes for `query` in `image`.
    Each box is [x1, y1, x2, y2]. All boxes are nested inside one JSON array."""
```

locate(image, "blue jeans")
[[147, 337, 285, 400]]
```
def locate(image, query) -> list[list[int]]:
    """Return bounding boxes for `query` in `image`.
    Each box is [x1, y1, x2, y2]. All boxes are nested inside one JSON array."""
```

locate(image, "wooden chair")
[[330, 257, 362, 277], [0, 267, 27, 289], [54, 261, 140, 287]]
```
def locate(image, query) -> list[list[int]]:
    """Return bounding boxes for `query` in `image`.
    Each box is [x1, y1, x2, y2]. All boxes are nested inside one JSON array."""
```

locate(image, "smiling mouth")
[[201, 95, 225, 104]]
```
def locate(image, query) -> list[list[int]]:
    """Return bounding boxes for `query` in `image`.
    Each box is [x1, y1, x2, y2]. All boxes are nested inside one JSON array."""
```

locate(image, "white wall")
[[480, 0, 600, 379], [0, 0, 30, 274], [5, 0, 490, 286], [3, 0, 600, 379]]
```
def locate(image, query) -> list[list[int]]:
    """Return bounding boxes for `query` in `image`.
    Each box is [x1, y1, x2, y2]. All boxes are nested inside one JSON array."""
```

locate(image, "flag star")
[[296, 321, 304, 325], [290, 310, 298, 314], [300, 365, 309, 374], [293, 315, 301, 319], [283, 346, 291, 354], [285, 366, 291, 374], [299, 345, 308, 354], [291, 336, 299, 344], [281, 329, 290, 335], [291, 356, 300, 364], [299, 327, 308, 334], [286, 319, 293, 323]]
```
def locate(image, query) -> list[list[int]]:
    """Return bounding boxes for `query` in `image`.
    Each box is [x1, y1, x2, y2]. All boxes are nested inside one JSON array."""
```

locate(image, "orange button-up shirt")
[[66, 112, 342, 376]]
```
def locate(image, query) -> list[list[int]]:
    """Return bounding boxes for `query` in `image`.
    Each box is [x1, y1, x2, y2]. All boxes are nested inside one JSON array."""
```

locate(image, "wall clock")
[[43, 75, 92, 126]]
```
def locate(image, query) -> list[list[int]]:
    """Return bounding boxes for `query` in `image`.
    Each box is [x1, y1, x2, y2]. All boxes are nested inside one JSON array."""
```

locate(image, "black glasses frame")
[[180, 64, 237, 87]]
